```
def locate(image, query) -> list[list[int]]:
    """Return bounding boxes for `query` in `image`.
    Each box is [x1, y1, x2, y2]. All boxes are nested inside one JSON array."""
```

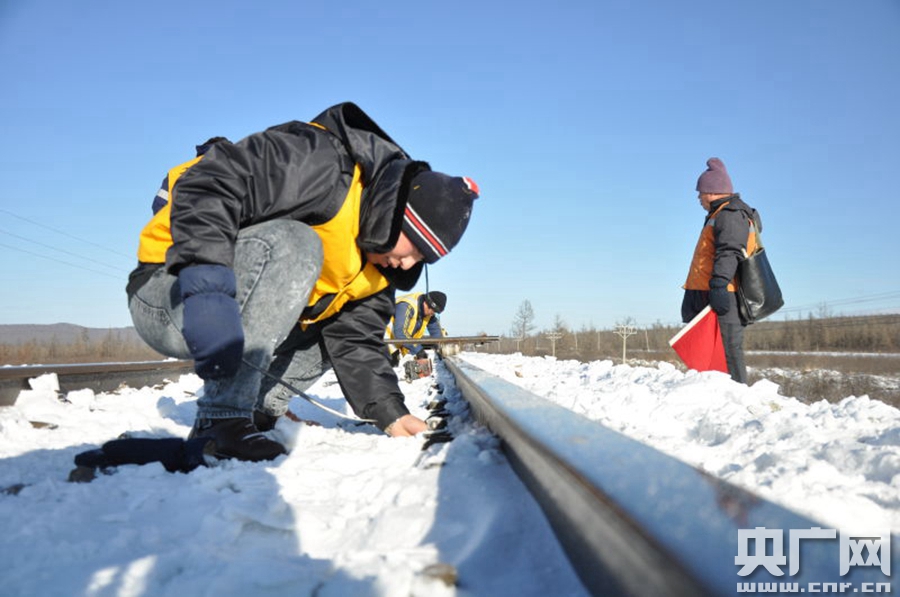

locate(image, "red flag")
[[669, 306, 728, 373]]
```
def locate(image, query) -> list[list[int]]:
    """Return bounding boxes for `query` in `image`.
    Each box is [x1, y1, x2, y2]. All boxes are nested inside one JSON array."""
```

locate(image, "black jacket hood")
[[311, 103, 430, 289], [708, 194, 761, 233]]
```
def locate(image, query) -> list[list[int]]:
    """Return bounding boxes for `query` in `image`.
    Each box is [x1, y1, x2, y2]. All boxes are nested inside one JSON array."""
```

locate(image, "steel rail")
[[0, 360, 193, 406], [442, 355, 895, 596], [383, 336, 499, 358], [383, 335, 500, 345]]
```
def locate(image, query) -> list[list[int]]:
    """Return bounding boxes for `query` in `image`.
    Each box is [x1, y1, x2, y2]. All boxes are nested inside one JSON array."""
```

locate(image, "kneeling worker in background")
[[387, 291, 447, 372]]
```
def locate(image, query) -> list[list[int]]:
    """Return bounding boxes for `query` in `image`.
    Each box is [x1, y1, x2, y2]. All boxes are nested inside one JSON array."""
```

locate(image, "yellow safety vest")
[[385, 292, 439, 355], [136, 156, 203, 264], [134, 158, 390, 326], [301, 165, 390, 326]]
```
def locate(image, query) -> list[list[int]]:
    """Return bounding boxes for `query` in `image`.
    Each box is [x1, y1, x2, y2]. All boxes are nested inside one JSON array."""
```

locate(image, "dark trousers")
[[719, 321, 747, 384]]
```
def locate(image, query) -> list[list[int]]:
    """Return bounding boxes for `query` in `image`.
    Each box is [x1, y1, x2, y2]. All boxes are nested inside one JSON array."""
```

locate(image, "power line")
[[0, 228, 128, 274], [0, 241, 123, 280], [779, 291, 900, 315], [748, 314, 900, 333], [0, 207, 134, 261]]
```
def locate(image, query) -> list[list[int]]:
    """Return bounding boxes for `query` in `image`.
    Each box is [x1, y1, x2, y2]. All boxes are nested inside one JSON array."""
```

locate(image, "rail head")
[[0, 360, 194, 407], [444, 356, 895, 596], [383, 335, 500, 346], [0, 360, 192, 380]]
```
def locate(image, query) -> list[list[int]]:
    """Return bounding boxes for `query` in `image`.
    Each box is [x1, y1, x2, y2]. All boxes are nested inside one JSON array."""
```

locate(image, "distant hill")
[[0, 324, 142, 345]]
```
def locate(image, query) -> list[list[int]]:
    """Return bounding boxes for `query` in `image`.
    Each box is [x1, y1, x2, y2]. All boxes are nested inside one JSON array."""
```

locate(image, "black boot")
[[252, 410, 280, 432], [189, 417, 286, 462]]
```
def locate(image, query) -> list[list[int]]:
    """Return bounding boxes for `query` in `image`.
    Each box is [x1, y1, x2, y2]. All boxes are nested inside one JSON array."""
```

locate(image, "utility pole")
[[614, 325, 637, 365], [546, 333, 562, 357]]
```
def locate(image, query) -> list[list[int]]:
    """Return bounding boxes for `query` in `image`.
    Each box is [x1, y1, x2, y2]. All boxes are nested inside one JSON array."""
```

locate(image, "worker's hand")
[[708, 279, 731, 316], [415, 349, 428, 360], [386, 414, 428, 437], [179, 264, 244, 379]]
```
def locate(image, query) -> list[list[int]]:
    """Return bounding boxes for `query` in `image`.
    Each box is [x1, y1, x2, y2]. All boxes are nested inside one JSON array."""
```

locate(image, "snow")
[[0, 356, 586, 597], [1, 351, 899, 596], [459, 352, 900, 534]]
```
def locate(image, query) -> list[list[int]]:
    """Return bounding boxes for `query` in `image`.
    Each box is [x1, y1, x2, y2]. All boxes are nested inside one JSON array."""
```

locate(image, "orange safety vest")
[[683, 202, 757, 291]]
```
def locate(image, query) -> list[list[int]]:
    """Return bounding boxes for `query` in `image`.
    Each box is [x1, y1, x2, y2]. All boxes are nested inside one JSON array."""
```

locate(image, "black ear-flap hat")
[[425, 291, 447, 313], [402, 172, 480, 264]]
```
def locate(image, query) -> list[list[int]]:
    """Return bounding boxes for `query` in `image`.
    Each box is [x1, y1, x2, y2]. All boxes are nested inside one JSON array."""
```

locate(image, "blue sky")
[[1, 0, 898, 336]]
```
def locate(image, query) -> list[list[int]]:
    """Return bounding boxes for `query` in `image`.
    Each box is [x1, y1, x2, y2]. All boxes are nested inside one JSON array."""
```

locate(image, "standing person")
[[681, 157, 759, 384], [151, 137, 231, 214], [127, 102, 479, 461], [386, 291, 447, 365]]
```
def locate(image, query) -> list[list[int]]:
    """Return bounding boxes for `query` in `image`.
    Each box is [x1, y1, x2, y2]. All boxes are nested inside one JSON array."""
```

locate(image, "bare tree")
[[511, 300, 536, 340], [551, 313, 568, 334]]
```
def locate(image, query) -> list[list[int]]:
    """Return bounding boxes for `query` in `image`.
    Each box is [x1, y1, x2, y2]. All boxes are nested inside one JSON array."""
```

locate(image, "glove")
[[708, 279, 731, 316], [415, 349, 428, 360], [178, 264, 244, 379]]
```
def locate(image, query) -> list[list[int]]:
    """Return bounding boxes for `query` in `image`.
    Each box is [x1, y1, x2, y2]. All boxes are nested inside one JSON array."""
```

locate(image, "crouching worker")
[[126, 102, 479, 461], [386, 291, 447, 367]]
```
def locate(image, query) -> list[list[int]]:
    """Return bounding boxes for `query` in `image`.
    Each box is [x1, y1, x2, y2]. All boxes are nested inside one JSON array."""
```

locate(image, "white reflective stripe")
[[405, 205, 448, 255], [156, 188, 169, 201]]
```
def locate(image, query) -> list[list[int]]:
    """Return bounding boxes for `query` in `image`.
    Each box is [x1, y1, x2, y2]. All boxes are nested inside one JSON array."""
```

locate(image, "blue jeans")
[[128, 220, 328, 420]]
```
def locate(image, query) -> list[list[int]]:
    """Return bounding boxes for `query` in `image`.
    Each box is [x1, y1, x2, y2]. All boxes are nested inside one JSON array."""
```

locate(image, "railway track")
[[442, 356, 895, 596], [0, 360, 193, 407], [0, 337, 498, 408], [1, 356, 894, 595]]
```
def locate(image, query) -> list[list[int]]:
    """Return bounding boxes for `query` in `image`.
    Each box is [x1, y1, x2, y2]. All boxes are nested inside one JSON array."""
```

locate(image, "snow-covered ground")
[[0, 356, 587, 597], [459, 352, 900, 534], [1, 351, 898, 596]]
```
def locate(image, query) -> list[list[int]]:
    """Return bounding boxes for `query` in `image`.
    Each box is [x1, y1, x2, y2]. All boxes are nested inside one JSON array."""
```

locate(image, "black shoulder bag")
[[736, 217, 784, 324]]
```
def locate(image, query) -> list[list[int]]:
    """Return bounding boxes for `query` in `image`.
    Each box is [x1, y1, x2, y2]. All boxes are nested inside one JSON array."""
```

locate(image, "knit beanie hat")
[[696, 157, 734, 194], [402, 171, 480, 264], [425, 291, 447, 313]]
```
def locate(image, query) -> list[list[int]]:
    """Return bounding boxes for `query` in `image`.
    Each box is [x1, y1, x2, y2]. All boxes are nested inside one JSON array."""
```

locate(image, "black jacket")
[[167, 103, 427, 283], [682, 194, 760, 325], [149, 103, 429, 429]]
